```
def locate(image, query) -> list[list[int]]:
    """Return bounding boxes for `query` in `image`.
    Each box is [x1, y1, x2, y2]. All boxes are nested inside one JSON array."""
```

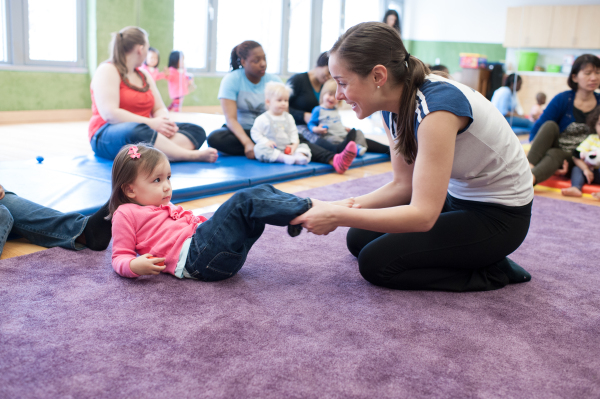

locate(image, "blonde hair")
[[109, 26, 148, 80], [265, 82, 292, 102], [320, 79, 338, 103]]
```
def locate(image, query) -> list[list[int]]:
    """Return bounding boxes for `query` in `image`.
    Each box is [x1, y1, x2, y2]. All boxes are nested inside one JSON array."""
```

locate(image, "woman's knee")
[[538, 121, 560, 138], [0, 205, 14, 231], [130, 123, 157, 144], [177, 123, 206, 149]]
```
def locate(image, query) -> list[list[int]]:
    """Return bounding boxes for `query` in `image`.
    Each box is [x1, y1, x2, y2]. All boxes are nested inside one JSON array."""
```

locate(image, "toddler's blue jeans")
[[570, 165, 600, 190], [184, 185, 312, 281]]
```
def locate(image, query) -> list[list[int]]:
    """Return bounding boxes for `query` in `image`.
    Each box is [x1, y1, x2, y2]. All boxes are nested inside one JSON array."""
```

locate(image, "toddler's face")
[[146, 51, 159, 68], [126, 158, 172, 207], [268, 94, 289, 115], [322, 92, 338, 109], [595, 118, 600, 135]]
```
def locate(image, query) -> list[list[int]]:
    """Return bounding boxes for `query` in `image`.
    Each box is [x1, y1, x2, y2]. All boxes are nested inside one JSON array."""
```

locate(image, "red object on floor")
[[538, 176, 600, 194]]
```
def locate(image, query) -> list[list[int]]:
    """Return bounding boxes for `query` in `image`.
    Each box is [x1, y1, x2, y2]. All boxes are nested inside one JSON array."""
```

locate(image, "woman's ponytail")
[[230, 45, 241, 70], [229, 40, 262, 71], [108, 26, 148, 80]]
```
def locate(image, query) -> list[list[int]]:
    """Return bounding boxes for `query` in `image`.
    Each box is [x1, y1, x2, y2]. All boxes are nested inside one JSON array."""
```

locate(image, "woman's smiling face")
[[328, 53, 377, 119]]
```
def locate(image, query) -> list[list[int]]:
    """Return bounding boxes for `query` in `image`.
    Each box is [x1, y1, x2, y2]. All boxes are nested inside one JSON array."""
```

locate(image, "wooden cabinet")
[[505, 5, 600, 49], [573, 5, 600, 49], [457, 68, 490, 96], [516, 74, 570, 118], [504, 6, 553, 47], [549, 6, 578, 48]]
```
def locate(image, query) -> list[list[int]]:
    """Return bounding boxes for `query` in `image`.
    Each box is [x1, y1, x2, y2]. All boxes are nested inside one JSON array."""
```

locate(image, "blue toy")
[[36, 156, 44, 164]]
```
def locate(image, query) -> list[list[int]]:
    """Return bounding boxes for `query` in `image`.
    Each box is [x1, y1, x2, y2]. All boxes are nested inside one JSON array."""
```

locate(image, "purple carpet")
[[1, 173, 599, 398]]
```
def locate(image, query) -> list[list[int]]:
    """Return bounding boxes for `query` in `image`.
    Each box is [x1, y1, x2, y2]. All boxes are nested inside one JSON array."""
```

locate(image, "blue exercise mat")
[[0, 153, 390, 215]]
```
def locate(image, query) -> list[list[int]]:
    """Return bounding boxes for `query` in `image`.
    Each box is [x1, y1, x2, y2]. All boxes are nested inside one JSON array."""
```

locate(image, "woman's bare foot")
[[554, 160, 569, 176], [561, 187, 582, 197], [196, 148, 218, 163], [592, 192, 600, 200]]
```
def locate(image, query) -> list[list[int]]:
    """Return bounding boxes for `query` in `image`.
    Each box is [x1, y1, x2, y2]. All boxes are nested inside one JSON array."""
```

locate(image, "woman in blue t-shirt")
[[291, 22, 534, 292], [207, 41, 354, 172]]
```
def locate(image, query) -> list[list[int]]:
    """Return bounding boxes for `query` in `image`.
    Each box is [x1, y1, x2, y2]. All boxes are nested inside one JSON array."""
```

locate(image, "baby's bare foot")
[[591, 192, 600, 200], [197, 148, 218, 163], [561, 187, 582, 197]]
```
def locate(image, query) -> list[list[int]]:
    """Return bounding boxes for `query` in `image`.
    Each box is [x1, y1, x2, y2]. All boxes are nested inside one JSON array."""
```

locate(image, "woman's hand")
[[584, 169, 595, 184], [313, 125, 328, 135], [330, 197, 361, 208], [130, 254, 166, 276], [290, 199, 340, 235], [148, 116, 179, 138], [244, 142, 256, 159], [554, 159, 569, 176]]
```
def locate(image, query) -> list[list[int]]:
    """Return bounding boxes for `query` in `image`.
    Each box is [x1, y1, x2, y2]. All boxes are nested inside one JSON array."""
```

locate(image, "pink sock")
[[332, 141, 357, 174]]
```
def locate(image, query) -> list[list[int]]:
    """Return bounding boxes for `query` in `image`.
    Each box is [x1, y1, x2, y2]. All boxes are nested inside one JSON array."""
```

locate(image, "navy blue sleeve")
[[416, 81, 473, 133]]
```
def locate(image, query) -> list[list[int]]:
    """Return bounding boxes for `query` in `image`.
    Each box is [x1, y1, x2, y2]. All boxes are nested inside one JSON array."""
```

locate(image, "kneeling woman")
[[292, 22, 534, 292], [89, 26, 217, 162]]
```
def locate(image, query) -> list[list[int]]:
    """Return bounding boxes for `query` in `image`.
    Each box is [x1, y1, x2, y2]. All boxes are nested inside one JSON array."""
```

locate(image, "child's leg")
[[293, 143, 312, 165], [365, 138, 390, 154], [561, 166, 585, 197], [168, 98, 181, 111], [184, 185, 312, 281]]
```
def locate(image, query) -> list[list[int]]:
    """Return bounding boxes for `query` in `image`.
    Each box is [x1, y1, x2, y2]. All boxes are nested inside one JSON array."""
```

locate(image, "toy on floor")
[[147, 256, 165, 266], [36, 156, 44, 164]]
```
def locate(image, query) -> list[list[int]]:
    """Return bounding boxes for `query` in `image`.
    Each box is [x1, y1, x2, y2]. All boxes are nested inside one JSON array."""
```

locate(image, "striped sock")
[[332, 141, 357, 174]]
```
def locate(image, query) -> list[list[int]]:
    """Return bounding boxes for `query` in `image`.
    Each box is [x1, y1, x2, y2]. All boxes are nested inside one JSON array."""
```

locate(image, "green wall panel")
[[406, 40, 506, 74], [0, 71, 91, 111]]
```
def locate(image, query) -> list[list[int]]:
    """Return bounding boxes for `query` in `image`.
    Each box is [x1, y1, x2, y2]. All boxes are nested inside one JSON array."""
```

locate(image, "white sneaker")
[[356, 144, 367, 157]]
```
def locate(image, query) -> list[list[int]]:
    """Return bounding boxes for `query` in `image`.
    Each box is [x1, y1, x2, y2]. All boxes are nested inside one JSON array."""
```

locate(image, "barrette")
[[128, 146, 141, 159]]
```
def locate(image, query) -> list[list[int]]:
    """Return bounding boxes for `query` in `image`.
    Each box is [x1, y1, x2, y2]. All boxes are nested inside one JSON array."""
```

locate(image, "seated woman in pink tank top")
[[89, 26, 217, 162]]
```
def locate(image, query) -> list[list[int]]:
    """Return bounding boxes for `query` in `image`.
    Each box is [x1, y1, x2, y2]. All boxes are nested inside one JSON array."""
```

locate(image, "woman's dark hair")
[[109, 26, 148, 80], [382, 10, 401, 35], [230, 40, 262, 70], [316, 51, 329, 67], [568, 54, 600, 91], [144, 46, 160, 67], [107, 143, 168, 220], [330, 22, 429, 164], [504, 73, 522, 88], [586, 106, 600, 133], [168, 50, 182, 69]]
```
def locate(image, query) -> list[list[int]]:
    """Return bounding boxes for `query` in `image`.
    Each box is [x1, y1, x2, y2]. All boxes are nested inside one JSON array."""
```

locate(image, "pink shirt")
[[140, 64, 166, 82], [111, 203, 207, 278], [166, 67, 191, 99]]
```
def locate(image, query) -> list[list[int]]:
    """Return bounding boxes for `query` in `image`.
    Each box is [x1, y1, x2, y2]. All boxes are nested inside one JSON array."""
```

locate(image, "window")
[[216, 0, 282, 73], [174, 0, 209, 70], [0, 0, 6, 62], [320, 0, 342, 53], [344, 0, 381, 32], [287, 0, 311, 73], [1, 0, 86, 69]]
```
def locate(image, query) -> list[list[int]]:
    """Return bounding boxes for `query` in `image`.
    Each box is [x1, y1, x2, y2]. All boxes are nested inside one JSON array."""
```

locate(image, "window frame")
[[0, 0, 87, 71]]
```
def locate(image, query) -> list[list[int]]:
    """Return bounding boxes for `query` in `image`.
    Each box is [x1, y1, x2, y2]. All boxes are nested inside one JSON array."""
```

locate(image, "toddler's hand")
[[313, 126, 328, 134], [345, 127, 352, 132], [0, 184, 4, 200], [265, 140, 277, 149], [130, 254, 166, 276], [584, 169, 594, 184], [330, 197, 361, 208]]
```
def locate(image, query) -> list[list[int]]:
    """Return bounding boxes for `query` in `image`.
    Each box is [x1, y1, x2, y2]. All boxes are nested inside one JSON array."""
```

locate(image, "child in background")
[[307, 79, 369, 157], [561, 106, 600, 200], [140, 47, 166, 82], [166, 51, 196, 112], [109, 143, 317, 280], [529, 92, 546, 122], [251, 82, 311, 165]]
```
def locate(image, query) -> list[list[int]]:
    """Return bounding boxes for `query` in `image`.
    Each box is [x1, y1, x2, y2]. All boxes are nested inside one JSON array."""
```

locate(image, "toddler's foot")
[[561, 187, 582, 197], [332, 142, 357, 174], [592, 192, 600, 200], [276, 153, 296, 165], [294, 154, 309, 165], [82, 201, 112, 251], [197, 148, 218, 163], [356, 144, 367, 157], [287, 224, 303, 237]]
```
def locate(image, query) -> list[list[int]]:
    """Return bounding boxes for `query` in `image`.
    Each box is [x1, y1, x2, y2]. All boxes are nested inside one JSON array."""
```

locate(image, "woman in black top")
[[288, 52, 389, 154]]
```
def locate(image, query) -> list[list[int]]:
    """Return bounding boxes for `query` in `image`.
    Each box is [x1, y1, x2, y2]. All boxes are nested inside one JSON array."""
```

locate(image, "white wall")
[[403, 0, 600, 43]]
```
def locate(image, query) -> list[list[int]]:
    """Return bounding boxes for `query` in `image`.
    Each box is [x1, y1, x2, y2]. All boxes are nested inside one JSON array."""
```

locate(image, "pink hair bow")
[[128, 146, 141, 159]]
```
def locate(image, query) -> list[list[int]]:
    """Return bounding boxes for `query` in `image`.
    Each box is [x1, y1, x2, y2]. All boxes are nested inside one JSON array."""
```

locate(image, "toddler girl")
[[166, 51, 196, 112], [307, 79, 369, 156], [562, 106, 600, 200], [109, 143, 313, 280], [140, 47, 167, 82], [251, 82, 312, 165]]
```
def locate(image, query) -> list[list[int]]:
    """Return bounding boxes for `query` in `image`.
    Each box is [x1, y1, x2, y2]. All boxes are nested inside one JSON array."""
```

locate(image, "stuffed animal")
[[584, 147, 600, 168]]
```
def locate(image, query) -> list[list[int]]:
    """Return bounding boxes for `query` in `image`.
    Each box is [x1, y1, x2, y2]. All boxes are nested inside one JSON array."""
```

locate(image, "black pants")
[[528, 121, 573, 183], [315, 137, 390, 154], [207, 125, 335, 164], [346, 194, 532, 292]]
